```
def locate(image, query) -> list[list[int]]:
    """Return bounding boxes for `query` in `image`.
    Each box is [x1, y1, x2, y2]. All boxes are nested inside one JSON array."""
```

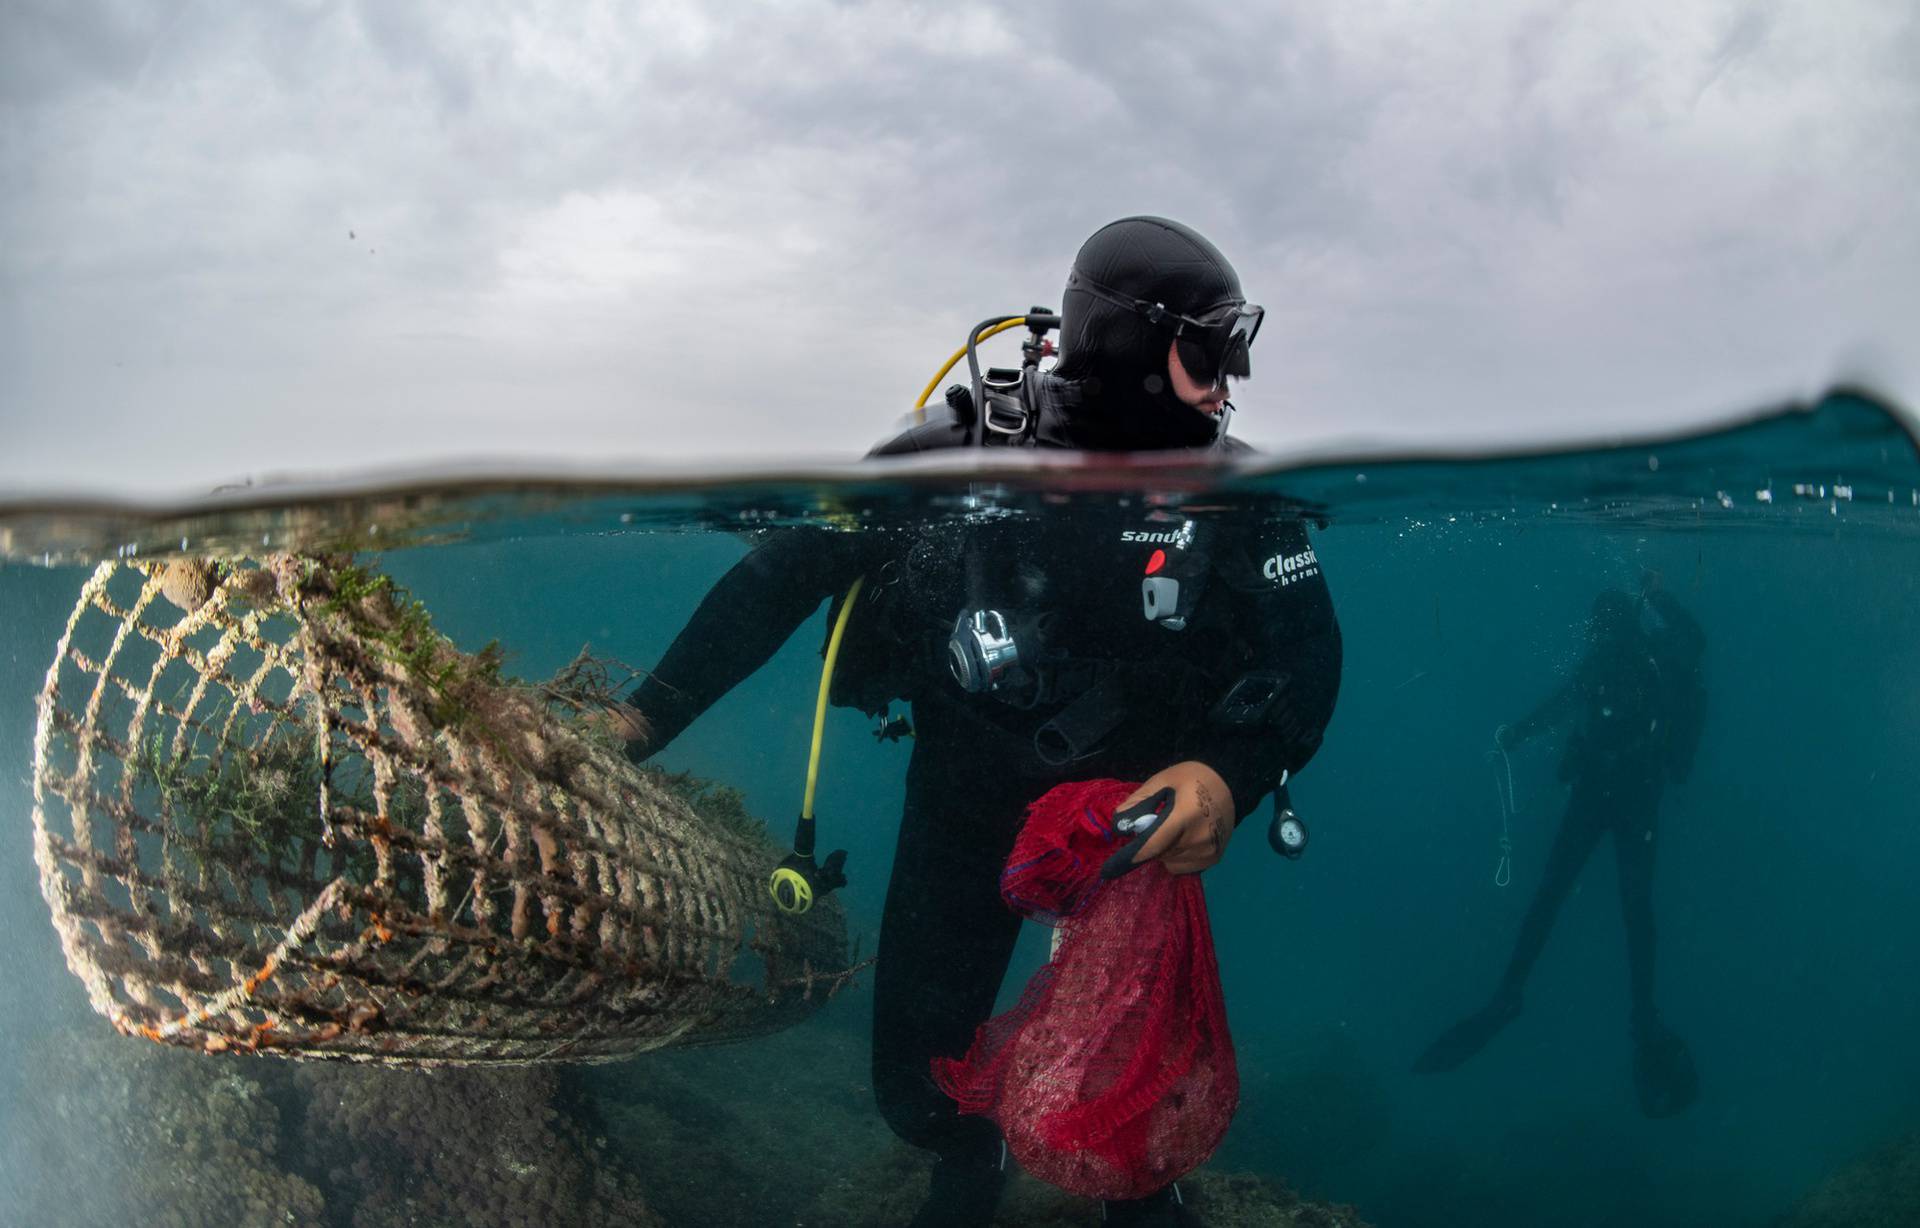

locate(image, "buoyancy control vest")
[[827, 414, 1336, 776]]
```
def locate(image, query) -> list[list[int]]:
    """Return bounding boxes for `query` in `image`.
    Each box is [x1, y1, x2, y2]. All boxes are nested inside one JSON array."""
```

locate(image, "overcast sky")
[[2, 0, 1916, 497]]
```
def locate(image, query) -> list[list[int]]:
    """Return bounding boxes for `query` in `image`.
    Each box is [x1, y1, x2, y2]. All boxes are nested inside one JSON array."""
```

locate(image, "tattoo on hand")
[[1194, 781, 1221, 851]]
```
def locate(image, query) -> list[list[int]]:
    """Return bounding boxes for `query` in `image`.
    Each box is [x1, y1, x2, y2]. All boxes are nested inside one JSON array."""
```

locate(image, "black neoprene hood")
[[1051, 216, 1249, 449]]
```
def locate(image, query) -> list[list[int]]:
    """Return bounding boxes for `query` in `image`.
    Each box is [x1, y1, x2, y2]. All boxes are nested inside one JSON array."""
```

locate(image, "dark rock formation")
[[293, 1062, 661, 1228], [1773, 1129, 1920, 1228], [1, 1031, 324, 1228]]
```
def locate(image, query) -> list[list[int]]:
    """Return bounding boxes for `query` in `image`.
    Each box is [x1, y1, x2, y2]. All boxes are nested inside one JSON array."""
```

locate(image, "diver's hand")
[[586, 702, 651, 748], [1495, 722, 1537, 750], [1114, 761, 1236, 876]]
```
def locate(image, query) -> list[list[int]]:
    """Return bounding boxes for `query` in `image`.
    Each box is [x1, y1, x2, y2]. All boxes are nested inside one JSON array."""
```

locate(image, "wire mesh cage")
[[31, 555, 860, 1065]]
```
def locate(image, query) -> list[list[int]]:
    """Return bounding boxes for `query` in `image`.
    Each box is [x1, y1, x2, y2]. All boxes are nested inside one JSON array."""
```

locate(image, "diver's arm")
[[1647, 590, 1706, 657], [1506, 681, 1574, 747], [1199, 625, 1343, 823], [624, 528, 867, 760], [1189, 521, 1345, 824]]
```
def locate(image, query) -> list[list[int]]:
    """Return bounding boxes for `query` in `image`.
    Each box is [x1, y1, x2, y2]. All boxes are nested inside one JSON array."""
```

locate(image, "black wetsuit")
[[1498, 591, 1705, 1015], [626, 397, 1343, 1165]]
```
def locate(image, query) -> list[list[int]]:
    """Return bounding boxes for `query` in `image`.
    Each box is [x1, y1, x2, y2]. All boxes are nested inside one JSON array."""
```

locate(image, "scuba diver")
[[1413, 577, 1707, 1118], [610, 217, 1343, 1227]]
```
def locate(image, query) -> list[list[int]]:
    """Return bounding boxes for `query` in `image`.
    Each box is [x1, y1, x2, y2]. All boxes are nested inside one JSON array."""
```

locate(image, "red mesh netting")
[[931, 779, 1238, 1200]]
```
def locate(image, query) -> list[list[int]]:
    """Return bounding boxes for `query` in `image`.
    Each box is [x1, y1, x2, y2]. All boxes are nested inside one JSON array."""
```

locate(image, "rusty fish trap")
[[30, 556, 860, 1065]]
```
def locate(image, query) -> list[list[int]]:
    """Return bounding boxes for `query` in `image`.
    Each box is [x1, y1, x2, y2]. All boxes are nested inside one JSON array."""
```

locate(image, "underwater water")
[[1, 388, 1918, 1227]]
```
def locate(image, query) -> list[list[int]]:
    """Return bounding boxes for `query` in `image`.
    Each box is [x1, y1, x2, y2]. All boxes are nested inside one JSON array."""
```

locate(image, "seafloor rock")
[[293, 1062, 662, 1228], [4, 1017, 1373, 1226], [1773, 1128, 1920, 1228], [1176, 1170, 1374, 1228], [591, 1022, 900, 1226], [2, 1026, 664, 1227], [0, 1029, 325, 1228], [799, 1144, 1375, 1228]]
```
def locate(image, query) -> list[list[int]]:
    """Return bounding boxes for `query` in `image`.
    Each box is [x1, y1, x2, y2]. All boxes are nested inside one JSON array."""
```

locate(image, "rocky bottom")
[[1770, 1129, 1920, 1228], [0, 1020, 1373, 1228]]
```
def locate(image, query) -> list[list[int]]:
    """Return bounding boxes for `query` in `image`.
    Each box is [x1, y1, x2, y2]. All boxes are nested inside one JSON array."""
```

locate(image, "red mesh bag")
[[931, 778, 1238, 1200]]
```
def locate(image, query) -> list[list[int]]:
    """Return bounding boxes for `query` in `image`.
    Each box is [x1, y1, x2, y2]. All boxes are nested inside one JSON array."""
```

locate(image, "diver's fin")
[[1413, 989, 1522, 1074], [1633, 1019, 1699, 1118]]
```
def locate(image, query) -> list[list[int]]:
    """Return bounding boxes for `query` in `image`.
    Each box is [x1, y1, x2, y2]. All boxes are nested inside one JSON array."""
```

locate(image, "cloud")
[[1, 0, 1916, 495]]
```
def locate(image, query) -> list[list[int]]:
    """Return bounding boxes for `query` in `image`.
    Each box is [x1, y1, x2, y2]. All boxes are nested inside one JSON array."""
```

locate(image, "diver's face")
[[1166, 340, 1231, 416]]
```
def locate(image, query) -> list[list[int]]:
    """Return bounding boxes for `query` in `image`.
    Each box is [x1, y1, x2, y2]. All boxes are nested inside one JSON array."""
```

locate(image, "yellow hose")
[[914, 318, 1031, 422], [802, 576, 866, 820], [794, 314, 1044, 845]]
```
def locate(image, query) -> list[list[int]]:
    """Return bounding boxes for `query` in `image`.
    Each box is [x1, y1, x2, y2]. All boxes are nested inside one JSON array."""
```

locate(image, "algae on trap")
[[307, 562, 775, 847], [135, 557, 776, 873], [636, 766, 773, 846], [129, 730, 325, 866], [309, 558, 510, 737], [127, 728, 384, 883], [126, 718, 770, 883]]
